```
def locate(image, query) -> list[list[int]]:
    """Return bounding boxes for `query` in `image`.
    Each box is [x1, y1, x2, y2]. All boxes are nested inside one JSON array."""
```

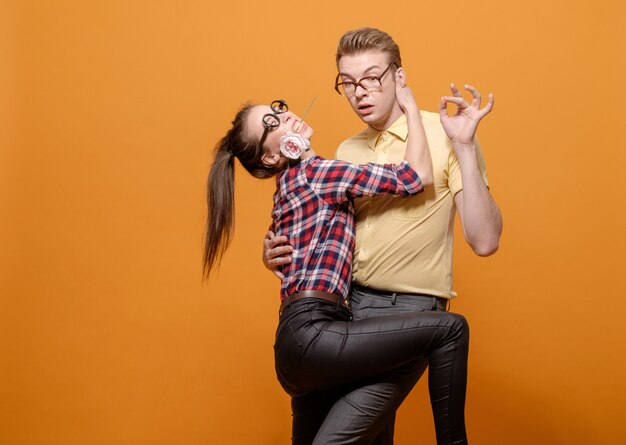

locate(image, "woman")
[[204, 78, 471, 445]]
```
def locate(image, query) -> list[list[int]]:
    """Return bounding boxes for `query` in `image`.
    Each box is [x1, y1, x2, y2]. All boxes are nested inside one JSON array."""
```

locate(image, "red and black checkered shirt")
[[270, 156, 423, 302]]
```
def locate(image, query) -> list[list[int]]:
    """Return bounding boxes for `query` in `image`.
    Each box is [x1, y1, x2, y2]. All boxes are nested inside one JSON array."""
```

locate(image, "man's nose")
[[354, 84, 368, 99]]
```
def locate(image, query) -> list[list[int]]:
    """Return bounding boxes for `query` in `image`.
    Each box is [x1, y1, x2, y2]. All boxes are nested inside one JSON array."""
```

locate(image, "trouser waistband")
[[351, 284, 449, 311], [280, 290, 351, 316]]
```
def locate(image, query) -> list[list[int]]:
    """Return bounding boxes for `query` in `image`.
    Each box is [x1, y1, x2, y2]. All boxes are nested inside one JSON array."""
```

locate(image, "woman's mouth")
[[294, 121, 307, 133]]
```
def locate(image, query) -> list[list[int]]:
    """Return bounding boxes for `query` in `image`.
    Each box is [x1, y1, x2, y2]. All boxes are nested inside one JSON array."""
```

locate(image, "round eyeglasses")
[[258, 99, 288, 152], [334, 64, 394, 97]]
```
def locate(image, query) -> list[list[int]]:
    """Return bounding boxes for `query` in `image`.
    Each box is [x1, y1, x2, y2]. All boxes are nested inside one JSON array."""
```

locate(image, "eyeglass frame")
[[334, 63, 395, 97], [257, 99, 289, 153]]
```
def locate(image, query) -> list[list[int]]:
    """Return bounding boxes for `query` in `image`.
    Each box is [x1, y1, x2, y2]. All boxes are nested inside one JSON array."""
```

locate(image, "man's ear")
[[395, 67, 407, 87], [261, 152, 280, 168]]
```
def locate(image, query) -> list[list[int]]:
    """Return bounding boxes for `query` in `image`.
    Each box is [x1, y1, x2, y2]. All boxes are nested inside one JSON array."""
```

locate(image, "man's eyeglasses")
[[258, 99, 288, 152], [334, 64, 394, 97]]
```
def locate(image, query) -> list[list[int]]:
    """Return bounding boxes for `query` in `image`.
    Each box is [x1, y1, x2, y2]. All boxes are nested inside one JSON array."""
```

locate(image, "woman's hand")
[[439, 83, 494, 145], [395, 76, 420, 116]]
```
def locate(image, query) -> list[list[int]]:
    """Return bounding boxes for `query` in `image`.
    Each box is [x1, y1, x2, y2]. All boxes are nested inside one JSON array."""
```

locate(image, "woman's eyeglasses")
[[258, 99, 288, 152]]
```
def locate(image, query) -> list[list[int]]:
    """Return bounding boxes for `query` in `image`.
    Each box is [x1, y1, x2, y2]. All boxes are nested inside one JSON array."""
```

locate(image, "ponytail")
[[203, 139, 236, 279], [203, 103, 284, 279]]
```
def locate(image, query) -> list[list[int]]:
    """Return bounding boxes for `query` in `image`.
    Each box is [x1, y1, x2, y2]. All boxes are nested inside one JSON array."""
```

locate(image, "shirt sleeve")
[[306, 157, 423, 206]]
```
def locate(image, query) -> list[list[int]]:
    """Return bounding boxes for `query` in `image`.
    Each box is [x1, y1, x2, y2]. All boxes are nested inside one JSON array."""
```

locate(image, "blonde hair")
[[335, 27, 402, 68]]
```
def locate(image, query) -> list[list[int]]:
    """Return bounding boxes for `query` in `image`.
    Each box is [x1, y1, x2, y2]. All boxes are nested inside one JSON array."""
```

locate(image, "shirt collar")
[[366, 114, 408, 150]]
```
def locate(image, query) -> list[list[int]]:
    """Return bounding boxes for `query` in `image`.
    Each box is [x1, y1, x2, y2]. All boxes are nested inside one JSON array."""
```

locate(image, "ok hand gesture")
[[439, 83, 494, 145]]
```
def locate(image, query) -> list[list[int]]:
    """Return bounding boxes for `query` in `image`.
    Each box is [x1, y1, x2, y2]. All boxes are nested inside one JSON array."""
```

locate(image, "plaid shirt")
[[270, 156, 423, 302]]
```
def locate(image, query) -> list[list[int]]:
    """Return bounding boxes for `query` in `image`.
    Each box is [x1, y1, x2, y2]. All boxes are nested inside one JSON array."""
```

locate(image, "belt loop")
[[391, 293, 397, 305], [431, 297, 437, 311]]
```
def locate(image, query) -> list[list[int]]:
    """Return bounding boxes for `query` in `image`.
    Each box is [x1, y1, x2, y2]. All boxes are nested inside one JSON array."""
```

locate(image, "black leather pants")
[[274, 297, 469, 445]]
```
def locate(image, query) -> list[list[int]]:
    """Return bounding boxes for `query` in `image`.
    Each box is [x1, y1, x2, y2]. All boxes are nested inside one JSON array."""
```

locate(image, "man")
[[264, 27, 502, 443]]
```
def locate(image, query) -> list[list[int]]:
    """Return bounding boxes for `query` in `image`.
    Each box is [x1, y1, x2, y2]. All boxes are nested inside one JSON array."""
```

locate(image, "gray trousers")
[[311, 286, 450, 445]]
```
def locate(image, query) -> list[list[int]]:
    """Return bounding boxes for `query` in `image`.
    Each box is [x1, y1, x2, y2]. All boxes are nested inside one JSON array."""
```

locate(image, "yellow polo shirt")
[[335, 112, 489, 299]]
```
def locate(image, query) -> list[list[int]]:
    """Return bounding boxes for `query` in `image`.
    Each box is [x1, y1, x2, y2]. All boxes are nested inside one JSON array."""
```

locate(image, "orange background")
[[2, 1, 625, 444]]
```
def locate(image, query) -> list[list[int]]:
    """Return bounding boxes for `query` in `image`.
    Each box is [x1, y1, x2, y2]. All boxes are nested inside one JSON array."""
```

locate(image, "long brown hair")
[[203, 104, 280, 279]]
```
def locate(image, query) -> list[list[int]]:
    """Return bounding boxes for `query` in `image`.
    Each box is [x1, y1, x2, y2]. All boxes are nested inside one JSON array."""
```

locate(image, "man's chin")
[[351, 105, 383, 128], [357, 111, 375, 123], [360, 114, 383, 129]]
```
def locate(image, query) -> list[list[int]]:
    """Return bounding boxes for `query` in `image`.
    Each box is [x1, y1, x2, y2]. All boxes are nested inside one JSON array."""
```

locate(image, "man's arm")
[[453, 150, 502, 256], [440, 83, 502, 256], [262, 231, 293, 280]]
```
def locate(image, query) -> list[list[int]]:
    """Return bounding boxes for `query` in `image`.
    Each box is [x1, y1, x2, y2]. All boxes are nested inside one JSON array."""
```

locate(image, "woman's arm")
[[395, 74, 433, 186]]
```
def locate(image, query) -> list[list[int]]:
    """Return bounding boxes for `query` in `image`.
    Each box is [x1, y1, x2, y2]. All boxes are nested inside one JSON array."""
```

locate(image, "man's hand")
[[262, 231, 293, 280], [440, 84, 501, 256], [439, 83, 494, 145]]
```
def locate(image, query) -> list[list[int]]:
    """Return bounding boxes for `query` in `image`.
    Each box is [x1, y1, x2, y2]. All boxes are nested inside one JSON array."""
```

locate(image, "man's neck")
[[370, 102, 404, 132]]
